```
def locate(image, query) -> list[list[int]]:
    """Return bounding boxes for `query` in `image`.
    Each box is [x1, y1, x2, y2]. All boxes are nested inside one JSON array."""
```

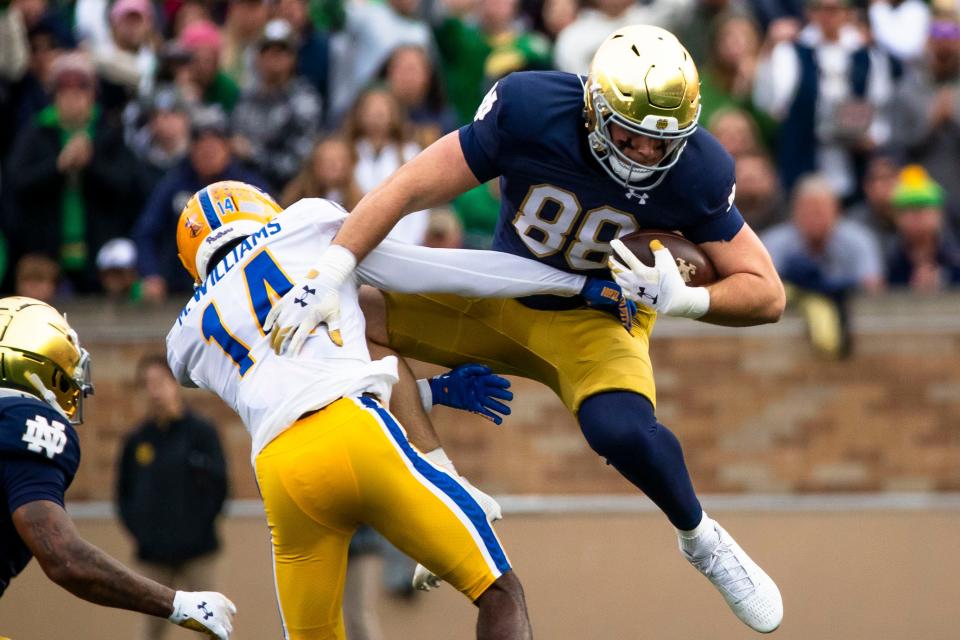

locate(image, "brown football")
[[615, 230, 718, 287]]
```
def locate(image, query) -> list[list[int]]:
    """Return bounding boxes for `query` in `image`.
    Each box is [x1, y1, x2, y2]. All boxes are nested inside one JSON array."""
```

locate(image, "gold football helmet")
[[177, 181, 283, 283], [584, 25, 701, 190], [0, 297, 93, 423]]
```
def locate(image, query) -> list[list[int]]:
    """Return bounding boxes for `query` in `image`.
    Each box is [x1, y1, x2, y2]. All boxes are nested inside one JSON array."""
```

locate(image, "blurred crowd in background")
[[1, 0, 959, 311]]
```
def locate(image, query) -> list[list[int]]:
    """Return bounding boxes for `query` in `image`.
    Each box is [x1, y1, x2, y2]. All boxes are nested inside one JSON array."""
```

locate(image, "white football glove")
[[168, 590, 236, 640], [608, 238, 710, 319], [413, 449, 502, 592], [263, 245, 357, 355]]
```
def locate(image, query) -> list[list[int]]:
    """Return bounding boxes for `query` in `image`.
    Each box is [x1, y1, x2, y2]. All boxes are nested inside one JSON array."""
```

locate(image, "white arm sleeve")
[[356, 239, 587, 298]]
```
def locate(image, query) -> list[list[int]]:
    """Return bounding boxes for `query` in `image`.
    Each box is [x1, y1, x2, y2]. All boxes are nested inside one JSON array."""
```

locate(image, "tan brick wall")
[[59, 295, 960, 501]]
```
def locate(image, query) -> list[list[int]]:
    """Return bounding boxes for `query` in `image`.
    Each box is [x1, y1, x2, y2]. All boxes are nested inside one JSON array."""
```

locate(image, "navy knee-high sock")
[[578, 391, 702, 530]]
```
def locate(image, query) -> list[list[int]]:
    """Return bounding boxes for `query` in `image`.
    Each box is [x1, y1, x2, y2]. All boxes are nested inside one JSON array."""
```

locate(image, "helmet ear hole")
[[58, 372, 71, 393]]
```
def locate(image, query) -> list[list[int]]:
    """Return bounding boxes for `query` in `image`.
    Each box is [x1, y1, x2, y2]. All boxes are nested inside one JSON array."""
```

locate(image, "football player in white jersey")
[[167, 180, 635, 640]]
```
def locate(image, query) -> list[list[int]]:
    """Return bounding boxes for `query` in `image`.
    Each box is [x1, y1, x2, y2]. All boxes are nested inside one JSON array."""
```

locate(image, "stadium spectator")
[[231, 18, 321, 192], [734, 150, 785, 231], [0, 0, 29, 83], [96, 237, 141, 302], [132, 106, 268, 301], [381, 44, 458, 147], [886, 165, 960, 291], [326, 0, 432, 126], [762, 174, 883, 358], [221, 0, 269, 89], [168, 0, 212, 38], [91, 0, 158, 97], [554, 0, 693, 74], [708, 106, 763, 157], [274, 0, 329, 102], [125, 86, 192, 191], [540, 0, 578, 40], [868, 0, 930, 64], [117, 354, 228, 640], [74, 0, 113, 51], [13, 253, 59, 302], [763, 174, 884, 295], [344, 87, 429, 245], [889, 17, 960, 227], [8, 13, 76, 130], [7, 51, 143, 294], [845, 153, 901, 253], [279, 136, 363, 209], [434, 0, 552, 125], [423, 207, 465, 248], [753, 0, 896, 200], [452, 181, 501, 249], [698, 13, 775, 144], [176, 20, 240, 113]]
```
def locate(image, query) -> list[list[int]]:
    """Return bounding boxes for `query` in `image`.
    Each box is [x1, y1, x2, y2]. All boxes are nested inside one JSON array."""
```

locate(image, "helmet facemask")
[[586, 85, 700, 191], [583, 25, 702, 191]]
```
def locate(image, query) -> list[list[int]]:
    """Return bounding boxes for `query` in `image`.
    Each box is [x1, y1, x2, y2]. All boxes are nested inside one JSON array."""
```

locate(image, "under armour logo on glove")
[[293, 284, 316, 308], [198, 602, 213, 620], [636, 286, 658, 305]]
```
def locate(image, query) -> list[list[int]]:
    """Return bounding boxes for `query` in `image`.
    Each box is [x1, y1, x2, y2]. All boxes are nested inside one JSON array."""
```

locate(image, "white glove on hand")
[[413, 450, 503, 592], [263, 245, 357, 355], [168, 590, 236, 640], [608, 238, 710, 319]]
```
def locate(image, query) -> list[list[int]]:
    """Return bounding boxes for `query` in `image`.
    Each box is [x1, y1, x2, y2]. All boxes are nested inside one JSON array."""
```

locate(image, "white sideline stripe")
[[66, 493, 960, 520]]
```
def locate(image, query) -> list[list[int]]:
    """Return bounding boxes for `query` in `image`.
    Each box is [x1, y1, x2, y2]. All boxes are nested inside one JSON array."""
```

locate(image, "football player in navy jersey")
[[266, 25, 786, 633], [0, 297, 235, 638]]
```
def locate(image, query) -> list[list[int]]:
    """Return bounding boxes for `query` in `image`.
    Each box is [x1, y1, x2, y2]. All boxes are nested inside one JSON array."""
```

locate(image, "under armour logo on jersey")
[[294, 284, 316, 307], [625, 189, 649, 205], [22, 415, 67, 459], [474, 82, 499, 121], [198, 602, 213, 620]]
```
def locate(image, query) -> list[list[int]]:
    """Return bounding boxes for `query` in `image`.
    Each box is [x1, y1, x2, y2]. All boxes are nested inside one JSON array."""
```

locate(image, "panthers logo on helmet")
[[184, 217, 204, 238], [176, 181, 283, 283]]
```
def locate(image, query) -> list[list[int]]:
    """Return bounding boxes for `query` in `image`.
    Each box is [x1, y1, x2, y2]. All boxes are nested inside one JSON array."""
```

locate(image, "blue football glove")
[[429, 364, 513, 425], [580, 277, 637, 332]]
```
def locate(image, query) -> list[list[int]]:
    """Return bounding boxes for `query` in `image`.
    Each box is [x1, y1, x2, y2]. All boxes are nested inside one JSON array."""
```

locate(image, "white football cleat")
[[680, 520, 783, 633]]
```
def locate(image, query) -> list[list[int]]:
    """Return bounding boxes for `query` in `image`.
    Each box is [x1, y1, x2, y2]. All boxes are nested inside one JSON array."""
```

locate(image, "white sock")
[[677, 512, 719, 557]]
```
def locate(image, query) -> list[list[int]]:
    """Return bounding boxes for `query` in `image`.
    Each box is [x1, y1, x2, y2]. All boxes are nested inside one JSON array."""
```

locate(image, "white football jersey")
[[167, 199, 399, 458], [167, 198, 587, 459]]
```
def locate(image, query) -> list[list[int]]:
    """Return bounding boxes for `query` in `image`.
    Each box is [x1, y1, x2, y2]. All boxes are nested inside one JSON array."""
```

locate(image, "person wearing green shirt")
[[434, 0, 552, 125]]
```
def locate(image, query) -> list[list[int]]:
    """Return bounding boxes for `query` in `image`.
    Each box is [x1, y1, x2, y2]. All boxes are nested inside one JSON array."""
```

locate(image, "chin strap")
[[24, 372, 69, 420]]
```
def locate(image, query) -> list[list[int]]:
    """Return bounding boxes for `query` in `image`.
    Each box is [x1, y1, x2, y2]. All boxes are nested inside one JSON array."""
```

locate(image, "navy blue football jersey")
[[0, 394, 80, 597], [459, 71, 743, 306]]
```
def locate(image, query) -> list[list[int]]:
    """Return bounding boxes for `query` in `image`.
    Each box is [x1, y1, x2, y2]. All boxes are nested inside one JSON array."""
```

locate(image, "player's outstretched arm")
[[13, 500, 236, 639], [333, 131, 480, 263]]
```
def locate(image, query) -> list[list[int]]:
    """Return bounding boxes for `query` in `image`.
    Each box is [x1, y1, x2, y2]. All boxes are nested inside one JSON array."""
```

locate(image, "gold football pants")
[[384, 293, 658, 411], [254, 396, 510, 640]]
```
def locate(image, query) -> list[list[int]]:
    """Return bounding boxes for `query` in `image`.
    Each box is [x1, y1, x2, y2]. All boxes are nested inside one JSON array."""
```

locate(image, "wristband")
[[306, 244, 357, 287], [416, 378, 433, 413], [678, 286, 710, 319]]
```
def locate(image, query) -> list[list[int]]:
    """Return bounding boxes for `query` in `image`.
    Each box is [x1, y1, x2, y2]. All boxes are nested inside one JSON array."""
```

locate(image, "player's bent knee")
[[358, 285, 389, 344], [578, 391, 659, 461]]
